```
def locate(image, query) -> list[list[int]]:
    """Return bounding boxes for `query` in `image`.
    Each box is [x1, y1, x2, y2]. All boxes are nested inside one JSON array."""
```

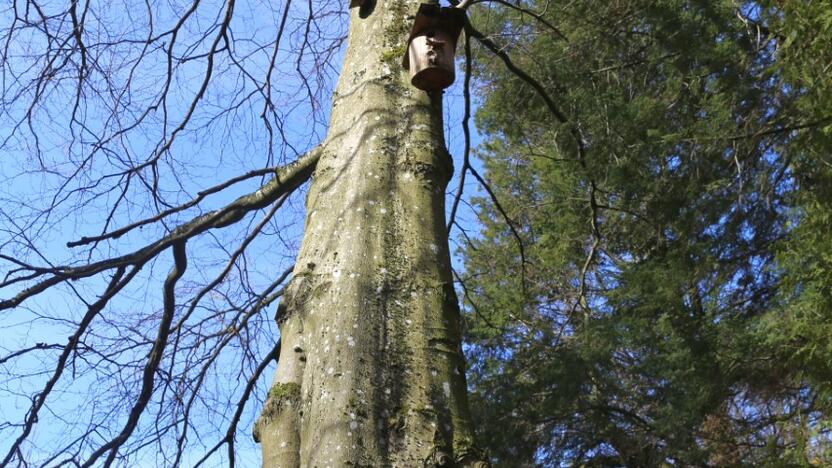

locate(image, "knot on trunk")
[[430, 449, 452, 466], [456, 452, 490, 468], [275, 263, 319, 325], [426, 447, 490, 467]]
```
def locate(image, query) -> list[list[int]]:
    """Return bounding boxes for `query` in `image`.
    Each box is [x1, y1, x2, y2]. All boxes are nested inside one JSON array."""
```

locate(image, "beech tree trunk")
[[254, 1, 484, 466]]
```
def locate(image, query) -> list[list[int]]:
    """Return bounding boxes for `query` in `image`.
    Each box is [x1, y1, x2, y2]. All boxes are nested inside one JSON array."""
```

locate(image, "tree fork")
[[255, 0, 486, 466]]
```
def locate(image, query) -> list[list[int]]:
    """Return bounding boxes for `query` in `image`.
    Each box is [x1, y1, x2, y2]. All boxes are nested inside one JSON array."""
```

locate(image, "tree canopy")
[[460, 0, 832, 465]]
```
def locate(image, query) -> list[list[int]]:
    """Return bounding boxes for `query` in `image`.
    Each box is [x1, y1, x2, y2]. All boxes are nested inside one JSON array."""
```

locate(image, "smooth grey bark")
[[254, 1, 485, 466]]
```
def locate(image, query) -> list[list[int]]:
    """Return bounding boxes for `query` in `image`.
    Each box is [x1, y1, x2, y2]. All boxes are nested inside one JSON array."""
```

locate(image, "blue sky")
[[0, 0, 489, 464]]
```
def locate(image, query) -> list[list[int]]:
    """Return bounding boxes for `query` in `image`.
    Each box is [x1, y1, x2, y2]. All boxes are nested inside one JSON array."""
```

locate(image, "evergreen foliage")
[[461, 1, 832, 465]]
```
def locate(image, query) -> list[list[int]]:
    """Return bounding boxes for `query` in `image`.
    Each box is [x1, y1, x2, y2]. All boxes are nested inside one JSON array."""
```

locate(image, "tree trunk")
[[254, 1, 484, 466]]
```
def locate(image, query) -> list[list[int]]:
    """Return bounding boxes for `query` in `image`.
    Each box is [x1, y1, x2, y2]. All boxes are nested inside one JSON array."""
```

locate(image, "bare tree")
[[0, 0, 528, 465]]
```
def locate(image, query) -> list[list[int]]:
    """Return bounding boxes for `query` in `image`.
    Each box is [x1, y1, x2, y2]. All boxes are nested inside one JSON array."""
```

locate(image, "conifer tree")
[[461, 1, 832, 465]]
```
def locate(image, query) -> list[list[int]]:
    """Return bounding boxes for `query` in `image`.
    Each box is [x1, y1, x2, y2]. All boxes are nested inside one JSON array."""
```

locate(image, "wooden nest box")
[[402, 4, 466, 91]]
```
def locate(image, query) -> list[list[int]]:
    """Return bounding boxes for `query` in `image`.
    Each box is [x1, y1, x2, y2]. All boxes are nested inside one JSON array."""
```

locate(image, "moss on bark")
[[253, 382, 302, 443]]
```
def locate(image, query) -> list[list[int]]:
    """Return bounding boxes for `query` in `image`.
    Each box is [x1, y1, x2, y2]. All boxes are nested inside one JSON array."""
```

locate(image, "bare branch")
[[83, 241, 188, 467], [447, 31, 473, 235], [1, 146, 320, 311], [1, 265, 136, 466]]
